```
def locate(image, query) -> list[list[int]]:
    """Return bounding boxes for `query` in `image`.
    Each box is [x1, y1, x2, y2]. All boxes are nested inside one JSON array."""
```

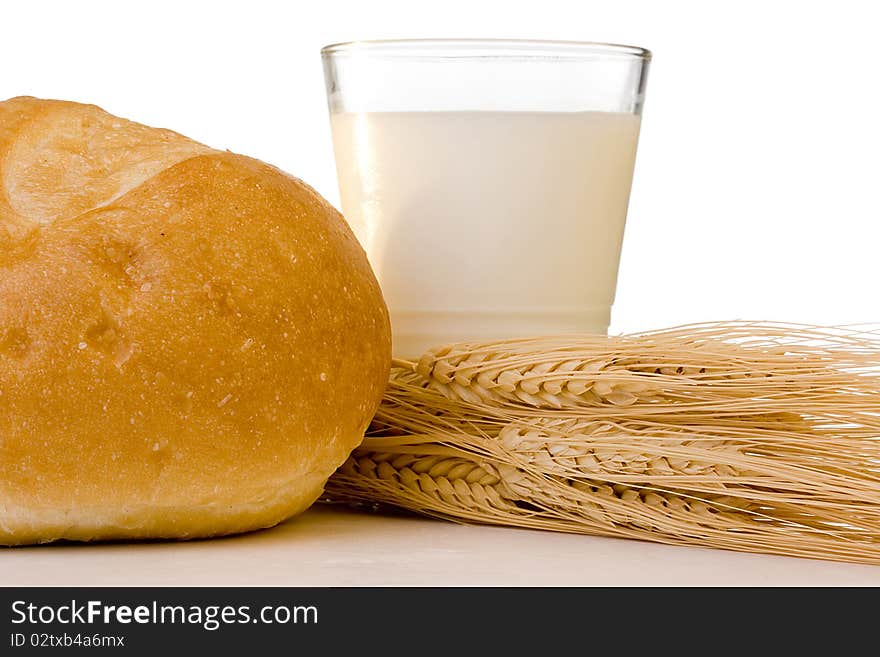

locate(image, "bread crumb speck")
[[77, 342, 87, 350], [320, 372, 327, 381], [217, 393, 233, 408], [140, 282, 152, 292]]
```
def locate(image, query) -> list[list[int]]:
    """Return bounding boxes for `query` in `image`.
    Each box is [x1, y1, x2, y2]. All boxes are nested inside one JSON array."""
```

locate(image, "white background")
[[3, 0, 878, 332]]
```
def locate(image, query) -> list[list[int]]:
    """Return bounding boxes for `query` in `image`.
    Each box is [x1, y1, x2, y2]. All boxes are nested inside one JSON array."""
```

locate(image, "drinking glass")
[[322, 39, 650, 357]]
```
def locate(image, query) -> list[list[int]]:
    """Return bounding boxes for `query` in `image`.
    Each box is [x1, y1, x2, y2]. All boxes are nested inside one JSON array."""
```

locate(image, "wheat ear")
[[327, 440, 880, 564], [327, 322, 880, 564], [411, 323, 880, 424]]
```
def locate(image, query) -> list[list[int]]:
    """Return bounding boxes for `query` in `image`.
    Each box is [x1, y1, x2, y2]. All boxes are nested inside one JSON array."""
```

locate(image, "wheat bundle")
[[325, 322, 880, 564]]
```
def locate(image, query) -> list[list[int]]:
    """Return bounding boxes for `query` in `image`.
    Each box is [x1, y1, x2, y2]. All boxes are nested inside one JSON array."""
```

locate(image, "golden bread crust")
[[0, 97, 391, 544]]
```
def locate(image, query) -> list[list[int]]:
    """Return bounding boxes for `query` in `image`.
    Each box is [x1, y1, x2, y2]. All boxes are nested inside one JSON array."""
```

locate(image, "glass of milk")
[[322, 39, 650, 357]]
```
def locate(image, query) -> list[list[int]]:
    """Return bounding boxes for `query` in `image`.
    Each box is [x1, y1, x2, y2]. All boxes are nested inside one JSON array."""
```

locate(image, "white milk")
[[330, 111, 641, 357]]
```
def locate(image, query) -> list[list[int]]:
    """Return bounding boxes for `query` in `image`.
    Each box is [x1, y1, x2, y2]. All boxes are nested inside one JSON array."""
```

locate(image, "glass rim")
[[321, 38, 651, 61]]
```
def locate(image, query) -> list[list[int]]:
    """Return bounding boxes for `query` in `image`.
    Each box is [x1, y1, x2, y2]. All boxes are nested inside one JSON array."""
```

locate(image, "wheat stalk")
[[327, 441, 880, 564], [496, 420, 880, 502], [326, 322, 880, 565], [411, 323, 880, 422]]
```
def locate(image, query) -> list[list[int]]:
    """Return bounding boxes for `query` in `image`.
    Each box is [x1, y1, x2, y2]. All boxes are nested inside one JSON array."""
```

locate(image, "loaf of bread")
[[0, 97, 391, 544]]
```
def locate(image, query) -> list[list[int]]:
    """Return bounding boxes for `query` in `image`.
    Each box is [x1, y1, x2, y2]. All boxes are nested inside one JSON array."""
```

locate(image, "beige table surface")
[[2, 504, 878, 586]]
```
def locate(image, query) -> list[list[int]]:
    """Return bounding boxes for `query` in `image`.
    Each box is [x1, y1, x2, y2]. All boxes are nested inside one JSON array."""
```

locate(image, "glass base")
[[390, 307, 611, 359]]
